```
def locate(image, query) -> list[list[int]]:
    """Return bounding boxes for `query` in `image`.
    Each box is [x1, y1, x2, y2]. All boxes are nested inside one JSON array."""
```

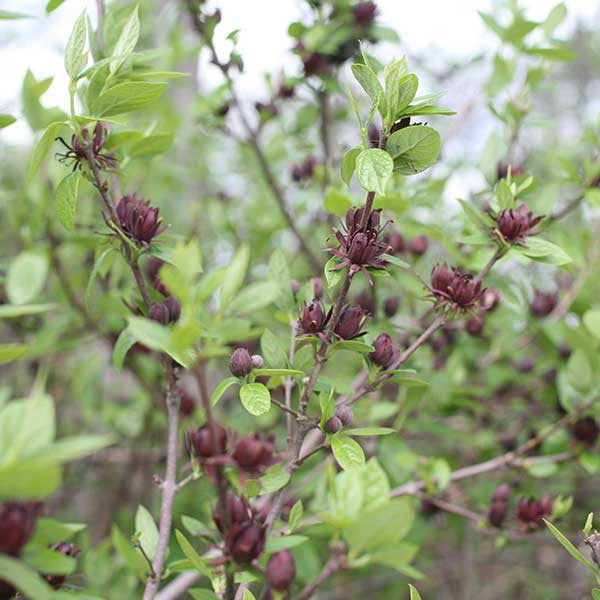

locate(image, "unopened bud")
[[251, 354, 264, 369], [324, 416, 342, 433], [230, 348, 253, 377], [266, 549, 296, 591]]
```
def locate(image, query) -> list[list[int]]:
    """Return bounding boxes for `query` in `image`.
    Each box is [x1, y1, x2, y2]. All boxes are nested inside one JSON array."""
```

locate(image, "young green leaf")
[[135, 505, 159, 561], [386, 125, 441, 175], [331, 435, 366, 470], [0, 114, 16, 128], [239, 383, 271, 416], [65, 11, 88, 79], [543, 519, 597, 571], [386, 73, 418, 125], [260, 463, 290, 493], [351, 63, 386, 116], [110, 6, 140, 75], [409, 584, 423, 600], [341, 145, 362, 186], [7, 251, 49, 305], [55, 171, 82, 231], [27, 121, 65, 181], [355, 148, 393, 195], [92, 82, 167, 117], [210, 376, 239, 405]]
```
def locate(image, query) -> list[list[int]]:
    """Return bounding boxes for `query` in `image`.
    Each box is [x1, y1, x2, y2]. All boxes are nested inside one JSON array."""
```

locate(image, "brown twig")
[[292, 547, 347, 600]]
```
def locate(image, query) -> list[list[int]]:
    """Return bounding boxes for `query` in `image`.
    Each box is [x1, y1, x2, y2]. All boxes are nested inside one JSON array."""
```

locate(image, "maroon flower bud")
[[324, 415, 342, 434], [251, 354, 264, 369], [488, 502, 508, 528], [291, 157, 317, 182], [165, 296, 181, 323], [491, 483, 510, 504], [518, 357, 534, 373], [149, 302, 170, 325], [266, 549, 296, 591], [230, 348, 253, 377], [291, 165, 304, 182], [334, 305, 368, 340], [356, 290, 375, 315], [431, 265, 484, 311], [226, 522, 265, 564], [335, 406, 353, 426], [0, 502, 42, 556], [186, 425, 227, 458], [558, 341, 571, 359], [497, 163, 525, 180], [179, 389, 196, 417], [431, 264, 454, 295], [116, 193, 168, 246], [313, 277, 324, 300], [480, 288, 501, 311], [517, 497, 552, 529], [496, 204, 543, 244], [45, 542, 80, 589], [298, 301, 332, 336], [278, 84, 295, 99], [572, 416, 599, 446], [213, 493, 252, 534], [539, 495, 553, 517], [302, 52, 329, 76], [368, 123, 380, 148], [384, 297, 399, 318], [232, 434, 277, 472], [465, 314, 485, 337], [530, 291, 557, 317], [370, 332, 398, 369], [408, 235, 428, 256], [291, 280, 301, 296], [352, 1, 378, 25], [387, 230, 405, 255], [146, 256, 164, 281]]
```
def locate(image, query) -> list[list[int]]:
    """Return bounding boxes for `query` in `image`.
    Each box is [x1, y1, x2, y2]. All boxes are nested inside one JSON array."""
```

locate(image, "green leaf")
[[345, 427, 395, 436], [93, 82, 167, 117], [46, 0, 67, 14], [175, 530, 212, 576], [24, 546, 76, 575], [592, 590, 600, 600], [7, 251, 49, 305], [0, 555, 53, 600], [351, 63, 385, 116], [135, 505, 159, 561], [341, 146, 362, 186], [583, 512, 594, 537], [229, 281, 280, 313], [42, 434, 113, 463], [0, 460, 62, 500], [260, 329, 287, 368], [543, 519, 597, 571], [324, 186, 354, 216], [112, 524, 147, 578], [265, 534, 307, 553], [55, 171, 82, 231], [65, 11, 88, 79], [239, 383, 271, 416], [324, 256, 345, 290], [242, 590, 257, 600], [387, 73, 418, 124], [583, 310, 600, 339], [260, 463, 290, 494], [110, 6, 139, 75], [288, 499, 304, 532], [189, 590, 220, 600], [253, 368, 303, 377], [29, 518, 85, 545], [386, 125, 441, 175], [331, 436, 365, 470], [0, 10, 35, 19], [319, 389, 337, 426], [181, 515, 208, 536], [331, 340, 374, 354], [409, 584, 423, 600], [543, 4, 567, 37], [458, 199, 493, 231], [496, 179, 514, 210], [221, 245, 249, 309], [0, 343, 28, 364], [382, 253, 410, 268], [86, 247, 118, 307], [112, 328, 136, 370], [0, 114, 17, 128], [517, 237, 572, 265], [356, 148, 393, 195], [210, 377, 239, 405], [27, 121, 64, 181]]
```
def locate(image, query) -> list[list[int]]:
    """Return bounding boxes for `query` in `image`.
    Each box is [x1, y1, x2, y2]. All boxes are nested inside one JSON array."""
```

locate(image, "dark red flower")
[[298, 300, 332, 338], [278, 84, 295, 99], [0, 502, 42, 556], [465, 314, 485, 336], [368, 123, 381, 148], [334, 305, 368, 340], [516, 496, 552, 530], [179, 388, 196, 417], [213, 493, 252, 534], [56, 122, 115, 172], [530, 291, 557, 317], [302, 52, 329, 76], [186, 425, 228, 458], [149, 302, 170, 325], [370, 332, 399, 369], [572, 417, 599, 446], [291, 157, 317, 182], [266, 549, 296, 591], [384, 297, 399, 318], [116, 193, 168, 246], [230, 348, 253, 377], [408, 235, 428, 256], [386, 231, 405, 254], [328, 207, 391, 283], [352, 1, 378, 25], [226, 522, 265, 564], [430, 264, 484, 312], [232, 434, 278, 473], [488, 484, 510, 528], [495, 204, 543, 244], [356, 290, 375, 315]]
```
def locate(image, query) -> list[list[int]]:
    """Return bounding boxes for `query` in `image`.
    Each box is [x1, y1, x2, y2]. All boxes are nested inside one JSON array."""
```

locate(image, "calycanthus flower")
[[328, 207, 391, 284], [430, 263, 484, 312], [494, 203, 543, 245], [116, 193, 169, 246]]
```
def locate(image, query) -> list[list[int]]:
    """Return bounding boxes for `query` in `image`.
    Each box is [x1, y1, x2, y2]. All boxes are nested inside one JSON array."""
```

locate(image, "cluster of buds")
[[149, 297, 181, 325], [229, 348, 263, 377], [291, 156, 317, 182], [370, 332, 399, 370], [324, 405, 353, 434], [45, 542, 80, 589], [56, 122, 115, 172], [329, 207, 391, 283], [0, 501, 43, 556], [430, 264, 485, 312], [232, 434, 278, 475], [494, 204, 543, 245], [488, 483, 510, 528], [516, 496, 553, 530], [116, 193, 168, 246], [530, 291, 557, 317], [572, 416, 599, 447]]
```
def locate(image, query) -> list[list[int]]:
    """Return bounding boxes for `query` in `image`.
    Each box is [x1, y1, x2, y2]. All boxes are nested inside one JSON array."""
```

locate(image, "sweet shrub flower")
[[186, 425, 228, 458], [232, 434, 278, 473], [116, 194, 168, 246], [213, 493, 252, 534], [516, 496, 553, 530], [488, 484, 510, 528], [495, 204, 543, 244], [56, 122, 115, 172], [370, 332, 399, 369], [266, 549, 296, 591], [430, 264, 485, 311], [0, 502, 42, 556], [230, 348, 253, 377], [298, 300, 332, 339], [226, 522, 266, 564], [334, 305, 368, 340]]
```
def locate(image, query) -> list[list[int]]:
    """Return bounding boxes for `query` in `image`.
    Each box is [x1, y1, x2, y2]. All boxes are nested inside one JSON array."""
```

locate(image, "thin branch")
[[292, 549, 347, 600], [285, 321, 298, 449], [271, 397, 301, 418], [95, 0, 105, 53], [545, 194, 584, 224], [318, 89, 333, 188]]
